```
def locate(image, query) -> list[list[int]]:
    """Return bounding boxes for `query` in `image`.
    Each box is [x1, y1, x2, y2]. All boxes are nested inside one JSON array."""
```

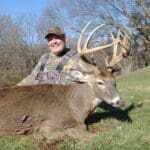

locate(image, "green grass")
[[0, 74, 21, 87], [0, 66, 150, 150], [0, 136, 39, 150]]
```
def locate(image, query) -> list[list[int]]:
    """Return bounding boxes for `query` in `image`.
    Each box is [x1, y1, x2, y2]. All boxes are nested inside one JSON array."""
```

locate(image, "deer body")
[[0, 71, 124, 135]]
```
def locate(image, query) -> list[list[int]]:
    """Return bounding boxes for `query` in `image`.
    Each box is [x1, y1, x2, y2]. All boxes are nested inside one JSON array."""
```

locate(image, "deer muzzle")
[[110, 96, 125, 107]]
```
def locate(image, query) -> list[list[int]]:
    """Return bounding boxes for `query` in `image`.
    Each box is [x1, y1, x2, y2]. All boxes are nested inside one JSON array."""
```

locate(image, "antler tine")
[[120, 27, 131, 55], [105, 28, 121, 68], [83, 24, 105, 52], [77, 22, 120, 55], [77, 21, 91, 54], [108, 28, 121, 57], [106, 27, 131, 70]]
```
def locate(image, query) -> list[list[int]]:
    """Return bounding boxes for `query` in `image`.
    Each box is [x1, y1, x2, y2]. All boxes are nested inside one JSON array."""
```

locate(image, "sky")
[[0, 0, 53, 16]]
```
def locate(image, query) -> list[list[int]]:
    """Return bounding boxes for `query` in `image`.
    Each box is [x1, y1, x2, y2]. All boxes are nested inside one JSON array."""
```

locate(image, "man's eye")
[[48, 38, 54, 41]]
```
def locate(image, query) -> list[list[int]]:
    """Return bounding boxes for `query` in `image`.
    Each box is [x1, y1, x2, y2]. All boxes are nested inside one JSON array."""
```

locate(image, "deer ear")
[[78, 59, 94, 73], [70, 69, 87, 82]]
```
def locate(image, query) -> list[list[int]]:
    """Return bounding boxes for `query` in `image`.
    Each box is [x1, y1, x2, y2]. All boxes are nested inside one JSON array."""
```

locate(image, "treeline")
[[0, 0, 149, 79], [0, 14, 48, 78]]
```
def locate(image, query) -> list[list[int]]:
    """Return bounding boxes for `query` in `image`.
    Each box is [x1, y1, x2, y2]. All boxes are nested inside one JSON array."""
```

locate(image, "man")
[[17, 26, 82, 86]]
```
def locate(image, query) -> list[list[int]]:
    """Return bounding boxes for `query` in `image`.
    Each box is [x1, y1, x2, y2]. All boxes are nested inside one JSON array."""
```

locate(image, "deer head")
[[70, 22, 131, 107]]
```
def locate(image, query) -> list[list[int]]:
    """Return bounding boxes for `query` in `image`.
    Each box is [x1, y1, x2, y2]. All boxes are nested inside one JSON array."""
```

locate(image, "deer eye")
[[97, 80, 104, 85], [98, 82, 103, 85]]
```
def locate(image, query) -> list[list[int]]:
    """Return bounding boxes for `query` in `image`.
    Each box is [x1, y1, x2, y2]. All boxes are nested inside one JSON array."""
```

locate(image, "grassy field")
[[0, 66, 150, 150]]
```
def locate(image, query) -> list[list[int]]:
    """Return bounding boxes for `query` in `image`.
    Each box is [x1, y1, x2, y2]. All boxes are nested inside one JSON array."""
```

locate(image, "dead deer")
[[0, 22, 130, 135]]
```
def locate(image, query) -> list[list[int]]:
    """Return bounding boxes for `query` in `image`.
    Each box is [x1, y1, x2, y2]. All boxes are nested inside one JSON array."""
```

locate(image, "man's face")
[[47, 34, 67, 54]]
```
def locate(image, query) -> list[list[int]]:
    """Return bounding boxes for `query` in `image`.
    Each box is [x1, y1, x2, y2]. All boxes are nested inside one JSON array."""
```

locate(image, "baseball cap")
[[45, 26, 65, 39]]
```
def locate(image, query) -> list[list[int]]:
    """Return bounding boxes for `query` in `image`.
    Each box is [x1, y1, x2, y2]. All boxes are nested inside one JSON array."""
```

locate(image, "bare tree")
[[17, 13, 40, 73], [0, 14, 27, 77]]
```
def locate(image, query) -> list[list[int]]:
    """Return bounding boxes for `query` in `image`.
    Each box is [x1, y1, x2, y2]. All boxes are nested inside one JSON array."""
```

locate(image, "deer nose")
[[116, 99, 125, 107], [111, 96, 125, 107]]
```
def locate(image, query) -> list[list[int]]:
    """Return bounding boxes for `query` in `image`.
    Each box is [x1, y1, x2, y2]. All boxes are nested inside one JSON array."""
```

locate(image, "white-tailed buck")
[[0, 22, 130, 135]]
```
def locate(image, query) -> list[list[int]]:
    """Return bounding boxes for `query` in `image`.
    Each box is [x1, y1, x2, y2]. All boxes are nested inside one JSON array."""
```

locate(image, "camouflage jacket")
[[17, 49, 83, 86]]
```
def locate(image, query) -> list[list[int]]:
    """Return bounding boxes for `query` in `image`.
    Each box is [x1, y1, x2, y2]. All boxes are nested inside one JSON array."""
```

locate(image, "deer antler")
[[77, 22, 120, 55], [105, 27, 131, 70], [77, 22, 131, 71]]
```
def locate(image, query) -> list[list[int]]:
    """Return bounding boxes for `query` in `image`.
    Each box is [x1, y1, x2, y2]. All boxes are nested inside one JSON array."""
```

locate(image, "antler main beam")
[[77, 22, 120, 55]]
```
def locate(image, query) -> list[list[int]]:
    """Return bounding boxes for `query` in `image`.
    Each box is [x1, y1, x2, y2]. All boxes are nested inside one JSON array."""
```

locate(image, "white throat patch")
[[92, 98, 102, 107]]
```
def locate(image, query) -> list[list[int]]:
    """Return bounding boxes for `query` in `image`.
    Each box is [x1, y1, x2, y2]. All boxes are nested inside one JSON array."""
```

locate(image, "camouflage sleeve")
[[63, 54, 88, 73], [17, 56, 44, 86]]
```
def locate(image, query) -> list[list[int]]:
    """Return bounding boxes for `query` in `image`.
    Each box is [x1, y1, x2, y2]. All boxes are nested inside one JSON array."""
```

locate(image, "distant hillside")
[[122, 66, 150, 77], [118, 66, 150, 87]]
